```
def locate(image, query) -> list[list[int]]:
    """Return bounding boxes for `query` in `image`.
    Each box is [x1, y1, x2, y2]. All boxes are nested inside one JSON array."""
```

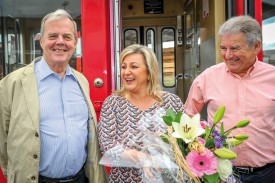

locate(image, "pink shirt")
[[185, 60, 275, 167]]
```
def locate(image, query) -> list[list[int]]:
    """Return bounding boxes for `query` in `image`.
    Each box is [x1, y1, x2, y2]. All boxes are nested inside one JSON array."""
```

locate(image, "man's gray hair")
[[40, 9, 77, 40], [219, 15, 262, 48]]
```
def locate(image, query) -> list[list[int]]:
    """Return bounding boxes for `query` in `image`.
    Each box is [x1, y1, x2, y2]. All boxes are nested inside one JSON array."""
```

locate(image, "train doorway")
[[123, 25, 178, 94], [120, 0, 186, 98]]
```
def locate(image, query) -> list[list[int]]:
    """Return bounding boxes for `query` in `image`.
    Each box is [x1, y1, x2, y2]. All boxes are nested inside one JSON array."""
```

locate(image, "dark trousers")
[[39, 168, 88, 183], [236, 163, 275, 183], [74, 173, 88, 183]]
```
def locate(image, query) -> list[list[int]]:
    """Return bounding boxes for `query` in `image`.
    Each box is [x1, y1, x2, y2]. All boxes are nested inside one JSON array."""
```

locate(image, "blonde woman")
[[98, 44, 184, 182]]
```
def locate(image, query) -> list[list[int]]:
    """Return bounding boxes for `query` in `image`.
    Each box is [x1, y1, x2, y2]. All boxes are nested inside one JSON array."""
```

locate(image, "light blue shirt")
[[35, 58, 88, 178]]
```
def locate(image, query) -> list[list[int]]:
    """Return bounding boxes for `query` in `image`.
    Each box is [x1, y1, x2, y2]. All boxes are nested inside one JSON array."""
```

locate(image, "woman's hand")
[[123, 148, 162, 180], [123, 148, 148, 163]]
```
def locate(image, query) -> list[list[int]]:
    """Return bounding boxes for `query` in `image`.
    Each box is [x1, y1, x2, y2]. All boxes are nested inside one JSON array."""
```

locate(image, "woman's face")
[[121, 53, 149, 94]]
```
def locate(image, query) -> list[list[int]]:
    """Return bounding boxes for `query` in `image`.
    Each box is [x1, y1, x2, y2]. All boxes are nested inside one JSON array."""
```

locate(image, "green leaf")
[[177, 139, 188, 156], [162, 116, 173, 126], [213, 106, 225, 124], [204, 125, 211, 140], [224, 129, 233, 137], [166, 109, 176, 120], [220, 122, 224, 136], [174, 111, 183, 123], [205, 125, 210, 134], [160, 133, 170, 144], [202, 173, 220, 183], [205, 138, 215, 149]]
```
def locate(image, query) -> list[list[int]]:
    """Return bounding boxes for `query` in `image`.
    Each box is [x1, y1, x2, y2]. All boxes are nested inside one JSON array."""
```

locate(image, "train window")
[[124, 29, 138, 48], [6, 17, 18, 74], [15, 20, 23, 66], [161, 28, 175, 87], [31, 32, 43, 60], [70, 31, 82, 72], [263, 17, 275, 66], [146, 29, 155, 52], [0, 0, 81, 78]]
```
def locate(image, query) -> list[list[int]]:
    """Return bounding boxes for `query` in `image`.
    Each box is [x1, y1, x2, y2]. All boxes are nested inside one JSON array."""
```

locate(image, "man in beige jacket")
[[0, 9, 107, 183]]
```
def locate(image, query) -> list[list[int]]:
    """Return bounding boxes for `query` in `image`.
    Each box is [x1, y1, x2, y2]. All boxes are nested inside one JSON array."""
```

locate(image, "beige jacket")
[[0, 57, 107, 183]]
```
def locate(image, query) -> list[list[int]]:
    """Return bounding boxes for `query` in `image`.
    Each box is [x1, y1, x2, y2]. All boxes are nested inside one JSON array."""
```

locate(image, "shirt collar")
[[249, 57, 260, 75], [36, 57, 76, 81]]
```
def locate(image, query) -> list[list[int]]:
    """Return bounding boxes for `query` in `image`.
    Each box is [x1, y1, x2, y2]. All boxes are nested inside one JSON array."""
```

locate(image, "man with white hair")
[[185, 16, 275, 183]]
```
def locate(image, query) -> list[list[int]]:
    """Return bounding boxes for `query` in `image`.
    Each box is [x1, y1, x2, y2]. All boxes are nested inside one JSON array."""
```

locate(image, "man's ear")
[[254, 40, 262, 55], [35, 33, 43, 48], [40, 39, 43, 48], [74, 38, 78, 50]]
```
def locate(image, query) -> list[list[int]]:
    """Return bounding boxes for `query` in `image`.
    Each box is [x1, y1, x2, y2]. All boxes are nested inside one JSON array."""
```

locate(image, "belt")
[[233, 163, 274, 174], [39, 167, 85, 183]]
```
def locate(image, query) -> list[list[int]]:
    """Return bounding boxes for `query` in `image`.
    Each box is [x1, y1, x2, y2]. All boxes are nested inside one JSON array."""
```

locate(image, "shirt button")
[[31, 176, 36, 180], [35, 133, 39, 137], [33, 154, 38, 159]]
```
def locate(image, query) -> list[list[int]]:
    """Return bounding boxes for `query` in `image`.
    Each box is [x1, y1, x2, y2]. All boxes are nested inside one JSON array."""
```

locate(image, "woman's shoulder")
[[162, 92, 181, 101], [161, 92, 184, 111], [163, 92, 183, 107], [103, 94, 126, 105]]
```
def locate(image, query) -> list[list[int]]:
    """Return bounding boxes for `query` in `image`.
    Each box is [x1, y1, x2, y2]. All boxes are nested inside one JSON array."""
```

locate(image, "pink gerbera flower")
[[186, 149, 218, 177]]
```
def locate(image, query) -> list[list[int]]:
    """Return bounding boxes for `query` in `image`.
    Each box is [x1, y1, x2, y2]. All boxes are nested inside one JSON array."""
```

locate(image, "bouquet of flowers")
[[161, 106, 250, 183], [99, 106, 250, 183]]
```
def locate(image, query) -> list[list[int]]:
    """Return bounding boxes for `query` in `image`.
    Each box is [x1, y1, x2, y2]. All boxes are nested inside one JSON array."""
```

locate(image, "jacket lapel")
[[21, 58, 40, 131], [73, 70, 98, 125]]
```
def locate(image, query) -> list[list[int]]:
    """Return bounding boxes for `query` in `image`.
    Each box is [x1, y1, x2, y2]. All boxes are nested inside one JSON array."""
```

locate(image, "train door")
[[0, 17, 3, 79], [0, 16, 22, 79], [183, 0, 200, 102], [123, 25, 177, 94]]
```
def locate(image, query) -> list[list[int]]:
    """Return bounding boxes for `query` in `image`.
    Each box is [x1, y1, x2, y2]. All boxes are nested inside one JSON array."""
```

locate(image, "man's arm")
[[0, 81, 9, 177], [184, 76, 205, 116]]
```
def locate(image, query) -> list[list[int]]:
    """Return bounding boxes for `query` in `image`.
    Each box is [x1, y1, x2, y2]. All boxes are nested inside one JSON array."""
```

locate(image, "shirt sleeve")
[[172, 94, 185, 113], [163, 92, 185, 113], [184, 73, 205, 116], [97, 95, 124, 161]]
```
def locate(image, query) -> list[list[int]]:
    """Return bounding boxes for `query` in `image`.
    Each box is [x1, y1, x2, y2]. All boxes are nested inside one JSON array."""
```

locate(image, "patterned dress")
[[98, 92, 184, 183]]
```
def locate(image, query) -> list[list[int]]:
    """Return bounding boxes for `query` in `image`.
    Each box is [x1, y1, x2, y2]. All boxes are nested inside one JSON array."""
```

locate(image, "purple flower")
[[214, 135, 226, 148]]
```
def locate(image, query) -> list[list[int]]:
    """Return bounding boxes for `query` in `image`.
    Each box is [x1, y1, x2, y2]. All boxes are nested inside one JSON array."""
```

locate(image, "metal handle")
[[94, 78, 104, 88], [184, 73, 193, 80], [175, 74, 184, 95]]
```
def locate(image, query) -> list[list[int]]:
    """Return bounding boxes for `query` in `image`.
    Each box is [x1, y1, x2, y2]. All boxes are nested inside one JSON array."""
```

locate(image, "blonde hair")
[[116, 44, 163, 102]]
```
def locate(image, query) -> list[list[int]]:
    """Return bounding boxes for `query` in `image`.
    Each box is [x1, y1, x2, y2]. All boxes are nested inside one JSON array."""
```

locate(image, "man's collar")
[[36, 57, 75, 81]]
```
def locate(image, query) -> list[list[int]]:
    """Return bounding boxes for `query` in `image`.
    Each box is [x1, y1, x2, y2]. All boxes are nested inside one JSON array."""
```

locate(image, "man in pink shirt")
[[185, 16, 275, 183]]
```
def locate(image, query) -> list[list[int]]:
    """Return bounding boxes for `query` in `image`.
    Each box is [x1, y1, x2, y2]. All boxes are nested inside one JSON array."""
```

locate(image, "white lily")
[[171, 113, 205, 143]]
